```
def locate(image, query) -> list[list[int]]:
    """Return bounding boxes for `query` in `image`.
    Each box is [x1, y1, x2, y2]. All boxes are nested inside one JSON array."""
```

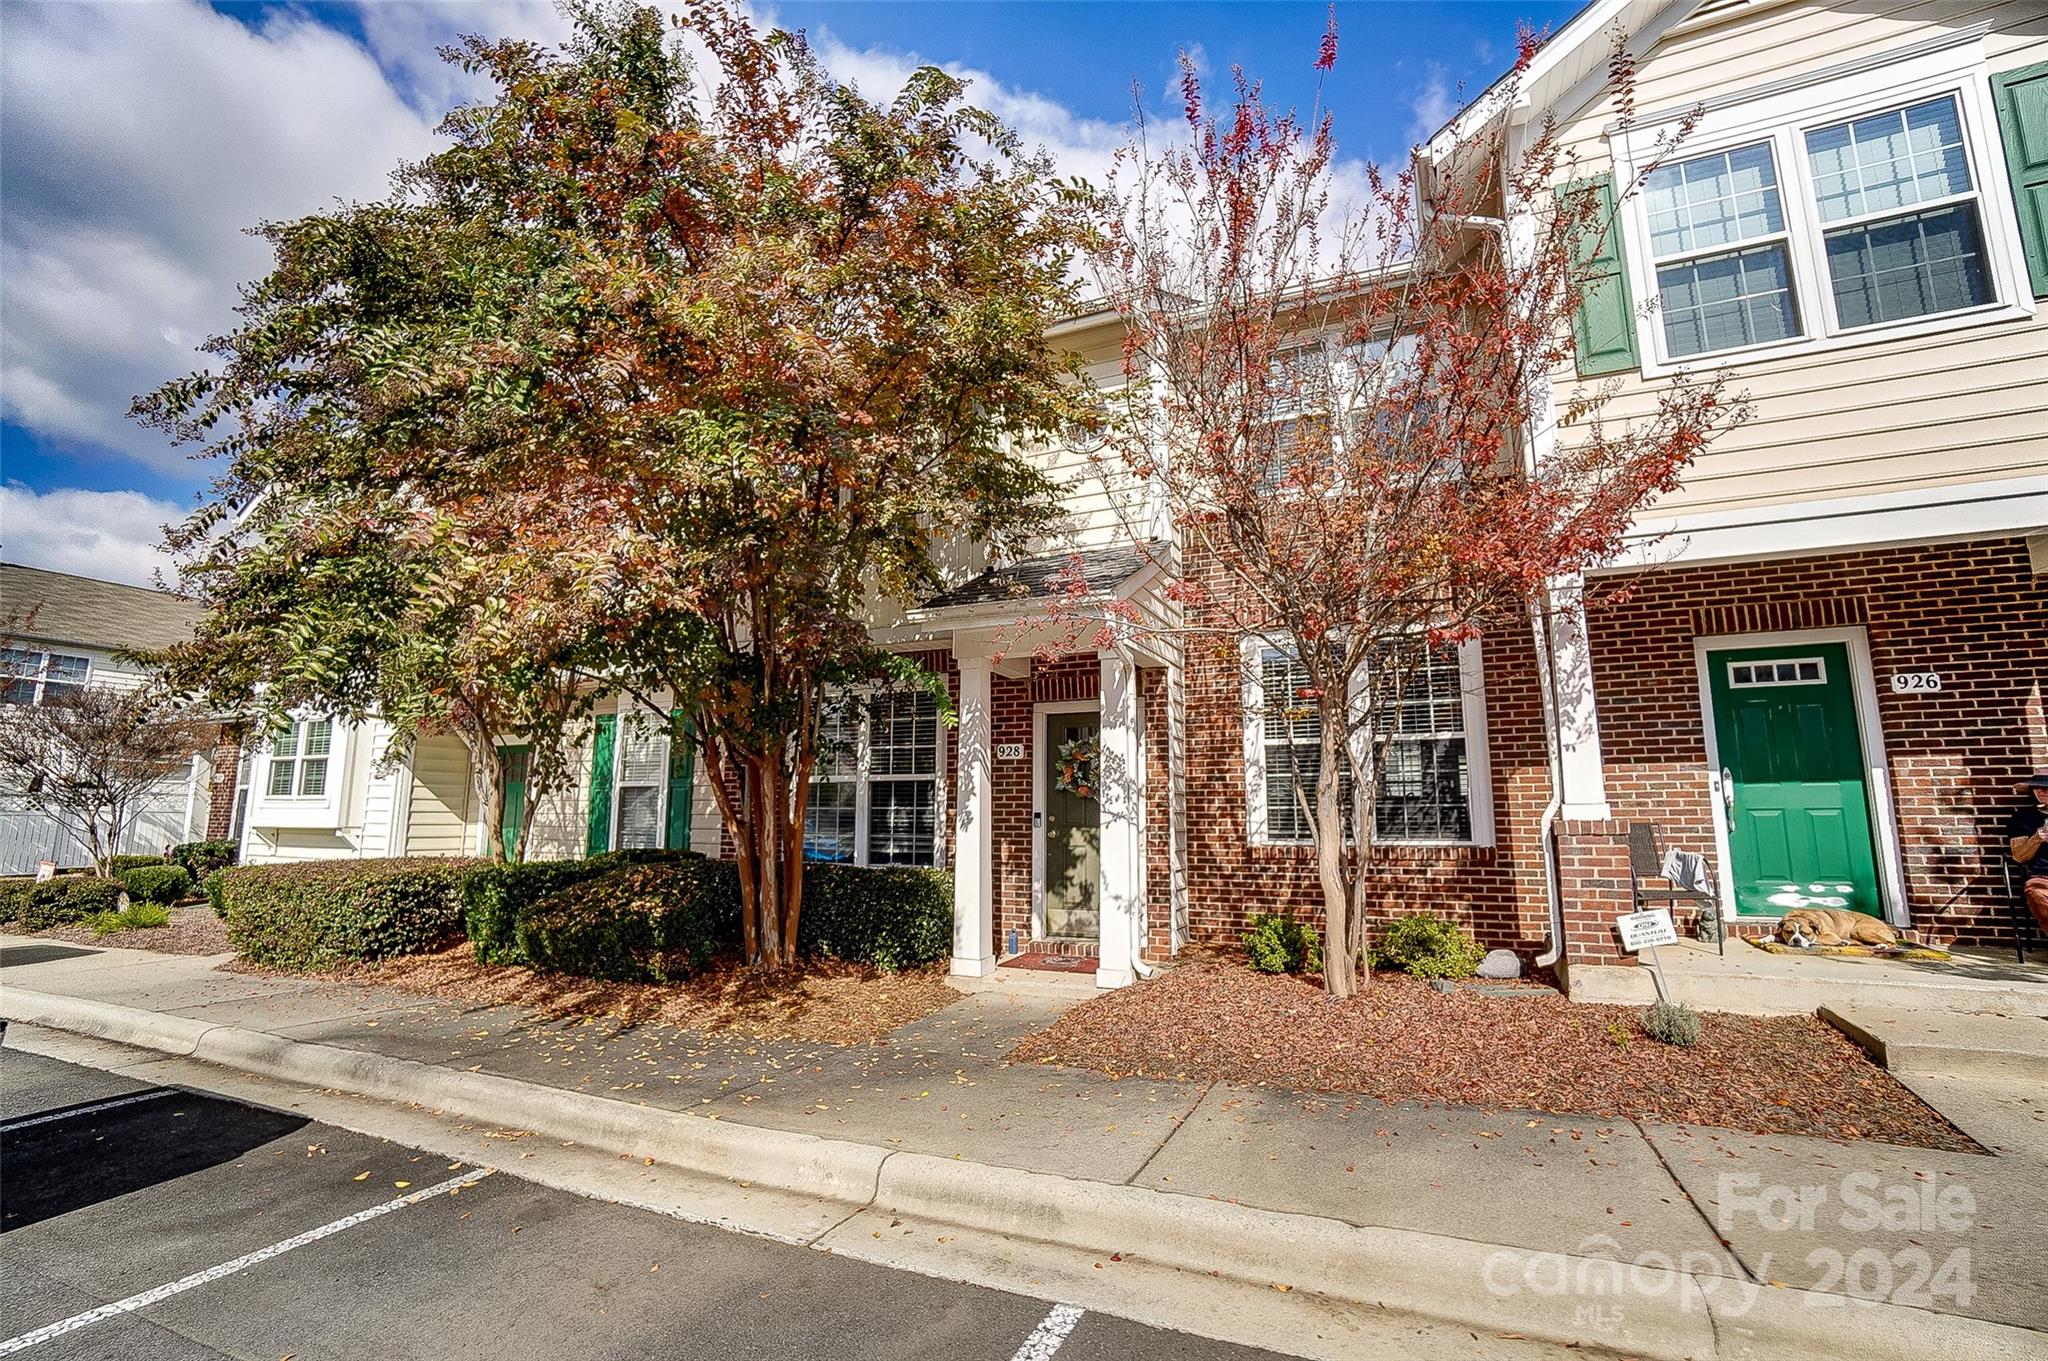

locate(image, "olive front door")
[[1705, 642, 1883, 919], [1043, 713, 1100, 939]]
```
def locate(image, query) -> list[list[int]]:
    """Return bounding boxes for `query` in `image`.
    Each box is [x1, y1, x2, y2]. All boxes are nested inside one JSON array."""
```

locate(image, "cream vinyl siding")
[[1018, 322, 1152, 553], [1547, 0, 2048, 523], [403, 733, 475, 857]]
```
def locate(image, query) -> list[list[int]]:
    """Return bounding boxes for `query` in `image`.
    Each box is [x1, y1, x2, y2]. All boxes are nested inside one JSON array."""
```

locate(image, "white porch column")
[[950, 652, 997, 977], [1548, 575, 1611, 820], [1096, 648, 1143, 989]]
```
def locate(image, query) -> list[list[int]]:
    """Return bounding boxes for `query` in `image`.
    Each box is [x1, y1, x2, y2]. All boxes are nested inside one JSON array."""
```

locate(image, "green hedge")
[[796, 863, 952, 971], [215, 858, 483, 970], [108, 853, 166, 875], [120, 864, 194, 906], [0, 876, 125, 930], [169, 840, 240, 879], [465, 854, 951, 978], [518, 862, 742, 981]]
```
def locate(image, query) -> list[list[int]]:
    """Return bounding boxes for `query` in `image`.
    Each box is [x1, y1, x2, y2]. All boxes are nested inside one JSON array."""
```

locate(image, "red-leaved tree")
[[1086, 23, 1745, 996]]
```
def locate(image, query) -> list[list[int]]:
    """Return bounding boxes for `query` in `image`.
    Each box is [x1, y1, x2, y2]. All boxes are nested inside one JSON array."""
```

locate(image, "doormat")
[[1001, 952, 1100, 973], [1746, 938, 1953, 964]]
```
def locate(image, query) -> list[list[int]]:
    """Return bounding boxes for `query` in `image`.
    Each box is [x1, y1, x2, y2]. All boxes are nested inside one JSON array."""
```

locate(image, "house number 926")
[[1889, 673, 1941, 694]]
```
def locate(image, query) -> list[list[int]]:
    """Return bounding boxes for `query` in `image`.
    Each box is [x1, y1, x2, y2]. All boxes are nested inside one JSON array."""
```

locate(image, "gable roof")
[[0, 563, 206, 654]]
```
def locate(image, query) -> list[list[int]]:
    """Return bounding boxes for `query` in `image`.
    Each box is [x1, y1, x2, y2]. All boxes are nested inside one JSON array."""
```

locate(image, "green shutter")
[[663, 712, 694, 850], [1566, 174, 1641, 376], [1992, 61, 2048, 298], [586, 712, 616, 855]]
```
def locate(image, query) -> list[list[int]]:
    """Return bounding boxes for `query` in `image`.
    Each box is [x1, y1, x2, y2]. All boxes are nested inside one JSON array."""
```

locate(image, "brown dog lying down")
[[1778, 908, 1900, 947]]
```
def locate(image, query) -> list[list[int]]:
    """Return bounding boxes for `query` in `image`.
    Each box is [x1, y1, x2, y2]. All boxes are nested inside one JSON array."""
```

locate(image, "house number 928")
[[1889, 673, 1942, 694], [995, 743, 1026, 760]]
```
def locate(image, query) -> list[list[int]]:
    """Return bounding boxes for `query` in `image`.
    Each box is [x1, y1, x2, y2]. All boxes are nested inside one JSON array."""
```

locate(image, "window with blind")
[[1248, 640, 1491, 847], [613, 713, 669, 851], [265, 718, 332, 798], [803, 689, 942, 867]]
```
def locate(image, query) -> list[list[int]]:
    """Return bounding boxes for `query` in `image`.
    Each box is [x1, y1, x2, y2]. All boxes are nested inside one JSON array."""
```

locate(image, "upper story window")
[[1615, 47, 2035, 373], [266, 718, 332, 798], [0, 648, 89, 706], [803, 688, 943, 868]]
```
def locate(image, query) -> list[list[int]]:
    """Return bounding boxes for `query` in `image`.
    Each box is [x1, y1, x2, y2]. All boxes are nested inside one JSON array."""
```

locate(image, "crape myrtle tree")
[[1087, 24, 1743, 996], [134, 488, 590, 864], [144, 1, 1090, 964], [0, 659, 212, 877]]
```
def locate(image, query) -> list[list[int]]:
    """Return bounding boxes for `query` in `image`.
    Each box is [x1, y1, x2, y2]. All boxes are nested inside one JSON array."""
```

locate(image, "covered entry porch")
[[905, 545, 1182, 989]]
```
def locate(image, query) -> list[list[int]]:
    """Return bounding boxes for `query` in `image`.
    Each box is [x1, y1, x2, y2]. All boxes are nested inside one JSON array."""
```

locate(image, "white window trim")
[[607, 701, 677, 854], [806, 686, 948, 869], [262, 716, 338, 802], [248, 714, 349, 829], [1613, 42, 2036, 378], [1, 647, 91, 706], [1242, 636, 1495, 850]]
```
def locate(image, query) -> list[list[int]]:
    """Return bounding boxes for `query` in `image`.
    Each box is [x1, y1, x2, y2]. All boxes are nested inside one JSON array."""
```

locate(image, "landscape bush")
[[108, 853, 167, 875], [1642, 999, 1704, 1048], [169, 839, 240, 879], [1371, 912, 1485, 980], [86, 903, 173, 937], [1242, 912, 1323, 975], [119, 864, 194, 906], [216, 858, 482, 970], [472, 853, 951, 977], [1, 876, 126, 930]]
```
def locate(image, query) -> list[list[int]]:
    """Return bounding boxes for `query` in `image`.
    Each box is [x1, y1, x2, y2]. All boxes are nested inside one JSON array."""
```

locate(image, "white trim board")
[[1690, 626, 1910, 927], [1599, 476, 2048, 573]]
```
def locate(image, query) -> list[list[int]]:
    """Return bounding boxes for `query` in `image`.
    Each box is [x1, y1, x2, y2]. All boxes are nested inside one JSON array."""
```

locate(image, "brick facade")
[[1174, 593, 1558, 960], [204, 726, 243, 842], [1579, 535, 2047, 950]]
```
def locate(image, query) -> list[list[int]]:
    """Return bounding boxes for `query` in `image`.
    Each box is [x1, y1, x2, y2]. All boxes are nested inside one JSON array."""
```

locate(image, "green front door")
[[497, 744, 530, 862], [1705, 642, 1883, 919], [1043, 713, 1100, 939]]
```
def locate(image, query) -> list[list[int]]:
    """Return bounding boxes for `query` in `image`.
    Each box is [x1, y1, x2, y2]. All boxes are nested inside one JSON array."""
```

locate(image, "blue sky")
[[0, 0, 1576, 582]]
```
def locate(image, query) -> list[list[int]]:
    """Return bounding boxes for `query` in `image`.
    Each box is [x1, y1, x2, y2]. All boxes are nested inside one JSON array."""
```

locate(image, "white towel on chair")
[[1661, 848, 1710, 892]]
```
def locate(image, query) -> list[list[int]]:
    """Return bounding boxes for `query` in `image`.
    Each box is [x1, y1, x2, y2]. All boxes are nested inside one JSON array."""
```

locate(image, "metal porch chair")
[[1627, 822, 1724, 956]]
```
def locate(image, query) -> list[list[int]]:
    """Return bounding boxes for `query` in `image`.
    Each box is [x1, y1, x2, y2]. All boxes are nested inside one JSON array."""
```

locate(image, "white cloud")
[[0, 1, 442, 474], [1408, 67, 1457, 147], [1, 484, 185, 588]]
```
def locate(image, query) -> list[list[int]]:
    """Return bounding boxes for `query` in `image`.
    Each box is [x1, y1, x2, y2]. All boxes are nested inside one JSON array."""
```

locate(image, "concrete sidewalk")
[[4, 939, 2044, 1358]]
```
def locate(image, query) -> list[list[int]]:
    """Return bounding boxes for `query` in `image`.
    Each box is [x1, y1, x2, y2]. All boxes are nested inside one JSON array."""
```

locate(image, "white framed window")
[[804, 688, 945, 868], [613, 711, 668, 851], [1614, 44, 2035, 373], [1, 648, 90, 706], [265, 718, 333, 798], [1243, 637, 1494, 848]]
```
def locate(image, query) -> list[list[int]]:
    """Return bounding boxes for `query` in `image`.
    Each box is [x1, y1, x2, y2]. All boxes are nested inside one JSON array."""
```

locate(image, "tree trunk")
[[462, 731, 507, 864], [733, 750, 805, 970], [1316, 706, 1358, 998]]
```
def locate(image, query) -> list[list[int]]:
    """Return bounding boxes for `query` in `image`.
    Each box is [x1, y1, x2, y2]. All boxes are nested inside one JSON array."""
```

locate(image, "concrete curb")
[[5, 987, 2039, 1361]]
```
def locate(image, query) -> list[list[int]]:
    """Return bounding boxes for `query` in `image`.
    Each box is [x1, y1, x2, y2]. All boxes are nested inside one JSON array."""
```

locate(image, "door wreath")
[[1053, 734, 1099, 799]]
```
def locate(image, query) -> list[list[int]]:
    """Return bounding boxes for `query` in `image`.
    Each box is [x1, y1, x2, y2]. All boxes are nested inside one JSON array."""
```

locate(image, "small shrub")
[[1642, 999, 1703, 1048], [799, 863, 952, 971], [12, 877, 125, 930], [169, 839, 239, 879], [108, 853, 167, 875], [462, 859, 620, 964], [85, 909, 129, 937], [1607, 1020, 1632, 1049], [0, 878, 32, 924], [119, 902, 173, 930], [120, 864, 194, 906], [204, 868, 231, 919], [1371, 912, 1485, 980], [1243, 912, 1323, 975], [216, 858, 482, 970], [517, 862, 741, 982]]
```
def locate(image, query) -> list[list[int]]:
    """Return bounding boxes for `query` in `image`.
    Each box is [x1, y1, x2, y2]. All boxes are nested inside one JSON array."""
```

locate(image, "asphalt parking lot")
[[0, 1046, 1288, 1361]]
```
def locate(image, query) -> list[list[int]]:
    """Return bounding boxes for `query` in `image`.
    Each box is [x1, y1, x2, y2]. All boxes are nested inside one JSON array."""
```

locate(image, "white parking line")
[[1011, 1303, 1085, 1360], [0, 1089, 174, 1131], [0, 1167, 495, 1355]]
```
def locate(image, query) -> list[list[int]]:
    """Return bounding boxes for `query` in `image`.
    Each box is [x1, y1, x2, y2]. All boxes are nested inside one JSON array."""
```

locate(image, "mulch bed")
[[2, 905, 230, 956], [244, 945, 965, 1046], [1006, 957, 1976, 1152]]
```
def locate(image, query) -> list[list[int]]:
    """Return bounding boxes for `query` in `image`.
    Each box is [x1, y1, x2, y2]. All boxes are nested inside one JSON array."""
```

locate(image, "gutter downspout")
[[1446, 200, 1570, 967]]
